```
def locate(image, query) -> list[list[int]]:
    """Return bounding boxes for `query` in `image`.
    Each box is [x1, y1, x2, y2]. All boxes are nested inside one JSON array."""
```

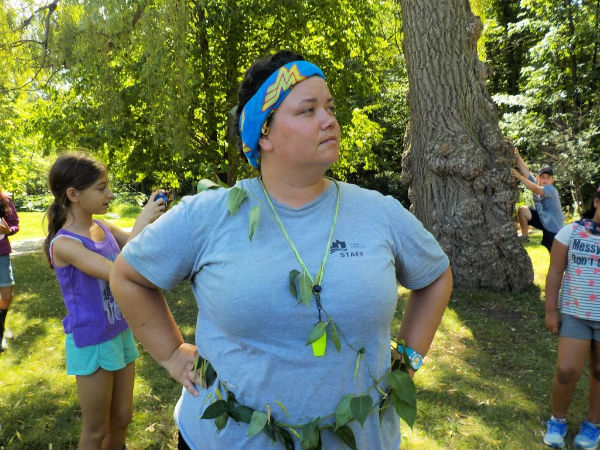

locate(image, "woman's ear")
[[66, 187, 79, 203], [258, 136, 273, 154]]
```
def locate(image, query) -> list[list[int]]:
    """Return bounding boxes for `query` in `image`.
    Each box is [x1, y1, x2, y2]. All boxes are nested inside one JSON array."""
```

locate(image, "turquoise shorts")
[[0, 255, 14, 287], [65, 328, 140, 376]]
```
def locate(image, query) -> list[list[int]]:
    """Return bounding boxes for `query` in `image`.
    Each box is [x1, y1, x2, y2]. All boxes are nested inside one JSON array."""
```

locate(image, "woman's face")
[[259, 76, 340, 171]]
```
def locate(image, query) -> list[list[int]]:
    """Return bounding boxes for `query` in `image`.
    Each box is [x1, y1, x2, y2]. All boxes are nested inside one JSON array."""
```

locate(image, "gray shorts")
[[560, 313, 600, 341]]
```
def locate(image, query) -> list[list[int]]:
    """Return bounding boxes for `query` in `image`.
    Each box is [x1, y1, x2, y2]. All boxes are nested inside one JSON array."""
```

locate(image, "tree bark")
[[399, 0, 533, 291]]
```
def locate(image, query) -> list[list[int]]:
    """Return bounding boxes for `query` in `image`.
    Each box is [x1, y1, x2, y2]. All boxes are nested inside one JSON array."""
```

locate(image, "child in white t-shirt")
[[543, 188, 600, 448]]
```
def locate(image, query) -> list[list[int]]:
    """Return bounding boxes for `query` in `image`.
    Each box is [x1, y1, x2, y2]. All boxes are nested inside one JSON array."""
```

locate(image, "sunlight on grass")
[[12, 210, 137, 242]]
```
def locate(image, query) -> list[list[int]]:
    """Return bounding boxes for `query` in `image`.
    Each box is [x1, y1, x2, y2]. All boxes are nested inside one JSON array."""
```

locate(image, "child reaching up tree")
[[43, 152, 166, 450], [511, 146, 564, 252], [543, 187, 600, 449]]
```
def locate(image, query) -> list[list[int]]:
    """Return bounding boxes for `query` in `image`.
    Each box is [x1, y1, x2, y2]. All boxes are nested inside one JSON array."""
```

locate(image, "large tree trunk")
[[399, 0, 533, 291]]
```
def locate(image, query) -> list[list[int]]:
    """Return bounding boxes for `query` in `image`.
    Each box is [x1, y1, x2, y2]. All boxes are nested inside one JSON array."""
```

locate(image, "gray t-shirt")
[[123, 178, 449, 450], [528, 174, 564, 232]]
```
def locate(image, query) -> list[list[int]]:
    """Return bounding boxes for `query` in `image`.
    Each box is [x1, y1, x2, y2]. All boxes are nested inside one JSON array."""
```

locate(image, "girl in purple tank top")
[[43, 153, 166, 450]]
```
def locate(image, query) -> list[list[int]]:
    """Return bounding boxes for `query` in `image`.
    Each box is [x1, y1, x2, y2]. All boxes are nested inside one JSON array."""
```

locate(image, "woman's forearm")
[[397, 266, 453, 356]]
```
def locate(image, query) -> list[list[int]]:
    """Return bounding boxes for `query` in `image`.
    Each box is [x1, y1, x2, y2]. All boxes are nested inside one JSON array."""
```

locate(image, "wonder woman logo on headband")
[[262, 64, 307, 112]]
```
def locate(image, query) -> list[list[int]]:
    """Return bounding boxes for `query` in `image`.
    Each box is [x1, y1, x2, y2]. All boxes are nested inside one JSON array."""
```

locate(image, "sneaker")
[[574, 421, 600, 449], [544, 417, 567, 448], [4, 328, 13, 339], [518, 235, 530, 243], [0, 336, 7, 352]]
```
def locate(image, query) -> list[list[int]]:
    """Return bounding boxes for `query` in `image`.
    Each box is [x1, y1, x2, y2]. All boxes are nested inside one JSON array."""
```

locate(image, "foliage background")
[[1, 0, 598, 211]]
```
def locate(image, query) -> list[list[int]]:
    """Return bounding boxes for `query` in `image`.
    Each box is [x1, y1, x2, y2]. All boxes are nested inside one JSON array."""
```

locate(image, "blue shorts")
[[65, 328, 139, 376], [0, 255, 14, 287], [560, 313, 600, 341]]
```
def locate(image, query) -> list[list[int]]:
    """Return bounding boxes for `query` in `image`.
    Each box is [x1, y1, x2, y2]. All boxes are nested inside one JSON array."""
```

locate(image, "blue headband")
[[239, 61, 325, 168]]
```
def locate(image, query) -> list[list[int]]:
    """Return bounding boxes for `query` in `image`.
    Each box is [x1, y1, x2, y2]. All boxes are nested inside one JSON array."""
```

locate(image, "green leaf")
[[276, 399, 290, 417], [248, 205, 260, 241], [350, 395, 373, 427], [330, 321, 341, 353], [288, 427, 301, 439], [389, 368, 418, 428], [333, 424, 358, 450], [276, 426, 295, 450], [228, 404, 254, 423], [203, 361, 217, 388], [334, 394, 354, 430], [391, 391, 417, 428], [289, 269, 300, 299], [247, 410, 268, 437], [200, 400, 226, 419], [299, 272, 313, 306], [197, 179, 222, 193], [262, 421, 276, 441], [353, 348, 365, 381], [306, 321, 328, 345], [389, 369, 416, 408], [214, 413, 229, 432], [227, 187, 248, 215], [300, 420, 320, 450]]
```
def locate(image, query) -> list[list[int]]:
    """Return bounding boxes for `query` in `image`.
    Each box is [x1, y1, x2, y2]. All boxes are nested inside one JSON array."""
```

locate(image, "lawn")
[[13, 210, 138, 242], [0, 231, 586, 448]]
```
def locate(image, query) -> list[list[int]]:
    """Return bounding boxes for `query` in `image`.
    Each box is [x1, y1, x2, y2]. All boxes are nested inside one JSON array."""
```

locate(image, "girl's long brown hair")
[[43, 153, 107, 266]]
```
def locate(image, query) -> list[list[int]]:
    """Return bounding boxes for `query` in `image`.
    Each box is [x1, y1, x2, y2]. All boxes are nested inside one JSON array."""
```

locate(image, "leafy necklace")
[[259, 177, 340, 356]]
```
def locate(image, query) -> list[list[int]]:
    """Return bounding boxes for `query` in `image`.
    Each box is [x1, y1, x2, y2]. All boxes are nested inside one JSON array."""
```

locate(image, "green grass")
[[12, 209, 138, 242], [0, 229, 585, 448]]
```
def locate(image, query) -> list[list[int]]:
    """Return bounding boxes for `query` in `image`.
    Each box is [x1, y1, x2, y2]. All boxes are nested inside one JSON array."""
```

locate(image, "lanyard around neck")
[[259, 177, 340, 290]]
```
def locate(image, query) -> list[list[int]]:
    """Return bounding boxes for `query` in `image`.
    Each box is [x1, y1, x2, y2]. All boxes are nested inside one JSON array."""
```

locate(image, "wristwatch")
[[396, 344, 423, 371]]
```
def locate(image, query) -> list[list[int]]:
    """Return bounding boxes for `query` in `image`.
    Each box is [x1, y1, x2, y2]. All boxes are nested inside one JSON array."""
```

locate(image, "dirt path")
[[11, 238, 44, 256]]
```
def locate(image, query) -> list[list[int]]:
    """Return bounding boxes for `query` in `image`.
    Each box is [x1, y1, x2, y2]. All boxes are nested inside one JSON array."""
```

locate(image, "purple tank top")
[[51, 221, 128, 347]]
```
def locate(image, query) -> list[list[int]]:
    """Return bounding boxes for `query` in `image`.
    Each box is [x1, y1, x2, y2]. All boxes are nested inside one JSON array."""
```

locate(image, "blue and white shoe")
[[544, 417, 567, 448], [574, 421, 600, 449]]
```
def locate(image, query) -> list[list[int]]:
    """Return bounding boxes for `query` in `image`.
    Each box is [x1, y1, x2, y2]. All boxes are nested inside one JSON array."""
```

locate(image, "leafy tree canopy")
[[3, 0, 406, 196]]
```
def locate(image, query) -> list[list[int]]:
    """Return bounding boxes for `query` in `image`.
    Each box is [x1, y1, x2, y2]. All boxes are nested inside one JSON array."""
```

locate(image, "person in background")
[[511, 147, 564, 252], [110, 50, 452, 449], [43, 153, 166, 449], [543, 187, 600, 448], [0, 189, 19, 353]]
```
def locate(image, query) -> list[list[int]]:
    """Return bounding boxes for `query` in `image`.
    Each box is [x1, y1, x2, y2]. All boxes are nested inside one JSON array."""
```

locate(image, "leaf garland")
[[197, 361, 416, 450]]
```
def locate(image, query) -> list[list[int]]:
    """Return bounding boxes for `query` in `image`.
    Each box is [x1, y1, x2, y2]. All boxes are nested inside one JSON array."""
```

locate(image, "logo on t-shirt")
[[330, 239, 365, 258], [99, 279, 123, 324]]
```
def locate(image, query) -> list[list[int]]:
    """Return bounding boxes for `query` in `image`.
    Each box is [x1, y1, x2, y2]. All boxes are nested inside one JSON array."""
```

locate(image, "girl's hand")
[[141, 191, 168, 222], [0, 217, 10, 235], [128, 191, 167, 241], [545, 310, 561, 335], [163, 343, 201, 397]]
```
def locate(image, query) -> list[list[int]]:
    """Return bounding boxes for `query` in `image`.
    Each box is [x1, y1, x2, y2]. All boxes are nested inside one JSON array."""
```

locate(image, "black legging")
[[178, 431, 191, 450]]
